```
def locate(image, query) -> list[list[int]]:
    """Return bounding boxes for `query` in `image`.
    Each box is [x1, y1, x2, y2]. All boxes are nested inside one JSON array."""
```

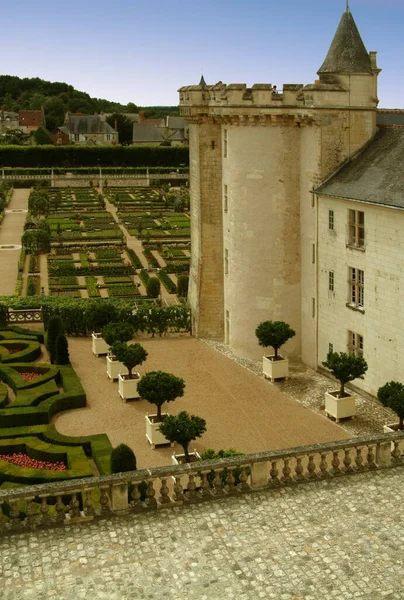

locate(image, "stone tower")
[[179, 9, 380, 366]]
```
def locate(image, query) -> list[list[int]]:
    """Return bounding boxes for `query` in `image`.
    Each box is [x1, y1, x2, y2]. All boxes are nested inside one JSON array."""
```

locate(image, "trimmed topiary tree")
[[110, 444, 137, 473], [177, 275, 189, 298], [55, 334, 70, 365], [46, 315, 64, 364], [137, 370, 185, 422], [101, 322, 134, 348], [110, 342, 148, 379], [255, 320, 296, 360], [322, 351, 368, 398], [146, 277, 161, 298], [377, 381, 404, 429], [159, 411, 207, 463]]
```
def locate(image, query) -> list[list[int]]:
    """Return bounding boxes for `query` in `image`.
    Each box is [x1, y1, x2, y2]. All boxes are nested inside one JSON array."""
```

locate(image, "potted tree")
[[255, 320, 296, 381], [377, 381, 404, 432], [158, 410, 206, 464], [101, 322, 134, 380], [111, 342, 148, 401], [322, 351, 368, 422], [137, 371, 185, 448]]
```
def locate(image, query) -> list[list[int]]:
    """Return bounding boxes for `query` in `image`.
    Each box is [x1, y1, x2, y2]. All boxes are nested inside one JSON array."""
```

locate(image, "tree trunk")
[[339, 381, 345, 398], [127, 367, 133, 380], [156, 403, 162, 422], [183, 443, 190, 463], [274, 347, 278, 360]]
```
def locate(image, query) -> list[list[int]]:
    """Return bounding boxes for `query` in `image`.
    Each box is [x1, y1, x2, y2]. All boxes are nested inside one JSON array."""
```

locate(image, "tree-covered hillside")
[[0, 75, 178, 131]]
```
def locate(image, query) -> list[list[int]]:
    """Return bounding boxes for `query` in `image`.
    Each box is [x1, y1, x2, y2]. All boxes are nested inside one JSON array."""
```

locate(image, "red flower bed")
[[20, 372, 41, 383], [0, 453, 66, 471], [7, 347, 24, 354]]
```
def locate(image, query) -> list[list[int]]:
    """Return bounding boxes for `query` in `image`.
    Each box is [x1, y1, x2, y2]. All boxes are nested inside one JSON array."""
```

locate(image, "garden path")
[[0, 189, 29, 296], [52, 336, 349, 471]]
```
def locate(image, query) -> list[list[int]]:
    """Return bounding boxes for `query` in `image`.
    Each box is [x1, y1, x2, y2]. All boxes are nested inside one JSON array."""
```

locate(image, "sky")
[[1, 0, 403, 108]]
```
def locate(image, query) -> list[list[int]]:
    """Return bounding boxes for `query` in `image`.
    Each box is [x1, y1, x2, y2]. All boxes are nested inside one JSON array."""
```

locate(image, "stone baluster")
[[25, 497, 36, 530], [375, 440, 393, 467], [70, 492, 81, 519], [100, 487, 110, 514], [199, 471, 212, 498], [55, 495, 66, 523], [319, 453, 329, 478], [145, 480, 157, 508], [84, 489, 95, 517], [159, 479, 171, 505], [269, 461, 280, 486], [212, 469, 224, 495], [173, 476, 184, 502], [225, 468, 236, 493], [238, 466, 250, 492], [130, 482, 143, 510], [281, 459, 292, 484], [9, 500, 21, 531], [307, 455, 317, 479], [187, 474, 197, 500], [39, 495, 51, 526], [355, 447, 364, 470], [331, 451, 341, 476], [367, 445, 376, 469], [295, 457, 304, 481], [343, 449, 354, 473]]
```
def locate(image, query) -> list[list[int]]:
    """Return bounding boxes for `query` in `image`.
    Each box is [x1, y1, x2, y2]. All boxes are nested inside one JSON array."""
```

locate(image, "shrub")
[[137, 370, 184, 422], [26, 277, 37, 296], [199, 448, 247, 488], [110, 443, 137, 473], [177, 274, 189, 298], [146, 277, 161, 298], [101, 322, 134, 347], [45, 315, 64, 364], [55, 334, 70, 365], [110, 342, 148, 379], [322, 351, 368, 398], [255, 321, 296, 360], [377, 381, 404, 429], [159, 411, 206, 463]]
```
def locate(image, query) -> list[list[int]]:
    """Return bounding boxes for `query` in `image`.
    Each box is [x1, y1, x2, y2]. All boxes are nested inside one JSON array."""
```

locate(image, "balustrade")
[[0, 432, 402, 536], [7, 308, 43, 323]]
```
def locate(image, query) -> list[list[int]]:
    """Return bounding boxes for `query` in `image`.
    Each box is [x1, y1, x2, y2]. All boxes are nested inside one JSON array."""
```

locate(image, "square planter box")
[[92, 333, 109, 357], [262, 355, 289, 381], [171, 452, 201, 491], [118, 372, 141, 401], [106, 355, 128, 381], [145, 413, 171, 448], [324, 390, 355, 422]]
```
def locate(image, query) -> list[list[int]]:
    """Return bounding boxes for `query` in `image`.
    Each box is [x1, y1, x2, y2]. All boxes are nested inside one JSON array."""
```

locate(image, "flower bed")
[[20, 372, 41, 383], [0, 453, 66, 471]]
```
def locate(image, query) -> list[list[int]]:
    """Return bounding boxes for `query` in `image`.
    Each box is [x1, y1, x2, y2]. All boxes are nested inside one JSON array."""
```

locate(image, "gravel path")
[[53, 335, 349, 470]]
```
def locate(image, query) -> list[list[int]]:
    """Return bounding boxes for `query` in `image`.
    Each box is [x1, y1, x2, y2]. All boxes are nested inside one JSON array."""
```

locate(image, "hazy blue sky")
[[1, 0, 403, 107]]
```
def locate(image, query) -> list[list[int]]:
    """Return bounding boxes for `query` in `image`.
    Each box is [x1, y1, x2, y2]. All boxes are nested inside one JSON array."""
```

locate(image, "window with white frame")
[[224, 248, 229, 275], [223, 129, 228, 158], [349, 267, 364, 308], [224, 184, 228, 213], [328, 271, 334, 292], [348, 331, 364, 357], [348, 209, 365, 248], [328, 209, 334, 231]]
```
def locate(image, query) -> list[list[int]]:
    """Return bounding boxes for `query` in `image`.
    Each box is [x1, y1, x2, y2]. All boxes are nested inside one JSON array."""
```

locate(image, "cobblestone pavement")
[[0, 467, 403, 600], [202, 339, 397, 437]]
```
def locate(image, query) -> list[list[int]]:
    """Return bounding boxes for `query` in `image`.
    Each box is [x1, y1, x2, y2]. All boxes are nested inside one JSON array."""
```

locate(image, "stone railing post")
[[376, 440, 392, 467], [110, 482, 129, 512], [250, 460, 268, 489]]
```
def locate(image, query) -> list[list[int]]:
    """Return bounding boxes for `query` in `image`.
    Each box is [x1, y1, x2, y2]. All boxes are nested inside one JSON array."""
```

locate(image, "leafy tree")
[[109, 342, 148, 379], [137, 370, 185, 422], [125, 102, 138, 113], [377, 381, 404, 429], [101, 322, 134, 348], [45, 96, 65, 132], [110, 444, 137, 473], [146, 277, 161, 298], [55, 334, 70, 365], [46, 315, 65, 364], [84, 300, 118, 332], [26, 278, 37, 296], [255, 321, 296, 360], [21, 229, 51, 253], [322, 351, 368, 398], [159, 411, 206, 463], [34, 127, 54, 145], [106, 113, 133, 145]]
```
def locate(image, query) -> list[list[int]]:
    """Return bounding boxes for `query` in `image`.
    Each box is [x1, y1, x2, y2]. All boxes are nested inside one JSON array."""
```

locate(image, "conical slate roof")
[[199, 75, 207, 88], [318, 10, 372, 74]]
